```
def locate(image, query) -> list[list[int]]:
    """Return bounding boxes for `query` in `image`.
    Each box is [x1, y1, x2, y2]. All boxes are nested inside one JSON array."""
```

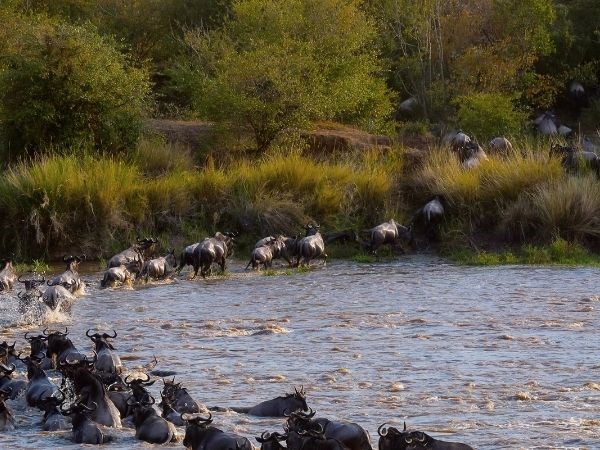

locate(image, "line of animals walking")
[[0, 329, 473, 449]]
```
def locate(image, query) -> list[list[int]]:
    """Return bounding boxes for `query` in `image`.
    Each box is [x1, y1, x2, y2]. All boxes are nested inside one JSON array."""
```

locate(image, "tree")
[[179, 0, 392, 151], [0, 15, 150, 159]]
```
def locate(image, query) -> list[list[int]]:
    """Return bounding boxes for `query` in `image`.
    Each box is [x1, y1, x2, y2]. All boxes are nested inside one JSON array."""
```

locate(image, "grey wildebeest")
[[0, 388, 15, 431], [42, 283, 77, 313], [550, 143, 600, 177], [176, 242, 201, 274], [297, 224, 327, 267], [40, 392, 70, 431], [16, 274, 45, 314], [460, 141, 487, 169], [128, 395, 177, 444], [488, 137, 513, 153], [246, 236, 285, 270], [101, 264, 136, 288], [363, 219, 412, 255], [141, 249, 177, 281], [229, 387, 309, 417], [70, 365, 121, 427], [61, 400, 112, 444], [0, 362, 26, 400], [182, 412, 252, 450], [108, 237, 158, 276], [86, 329, 122, 381], [0, 260, 17, 291], [534, 111, 558, 136], [378, 423, 473, 450], [413, 196, 445, 240], [22, 356, 61, 407], [47, 255, 85, 294], [286, 409, 372, 450], [191, 232, 236, 279]]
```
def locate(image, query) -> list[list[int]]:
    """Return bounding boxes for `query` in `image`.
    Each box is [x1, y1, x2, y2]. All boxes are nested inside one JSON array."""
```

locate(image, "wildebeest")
[[24, 332, 52, 370], [191, 232, 236, 279], [550, 143, 600, 177], [161, 378, 206, 415], [0, 260, 17, 291], [488, 137, 513, 153], [363, 220, 412, 255], [141, 249, 177, 281], [161, 394, 185, 426], [42, 284, 76, 313], [246, 236, 285, 270], [413, 196, 445, 240], [256, 431, 288, 450], [129, 395, 177, 444], [70, 365, 122, 427], [230, 387, 309, 417], [443, 130, 471, 152], [86, 330, 122, 380], [378, 423, 473, 450], [176, 242, 201, 274], [22, 356, 61, 407], [45, 328, 87, 366], [16, 274, 45, 314], [100, 264, 136, 288], [0, 362, 26, 400], [61, 400, 112, 444], [534, 111, 558, 136], [182, 412, 252, 450], [323, 230, 359, 245], [0, 388, 15, 431], [460, 141, 487, 169], [297, 224, 327, 267], [108, 237, 158, 275], [40, 391, 70, 431], [286, 409, 372, 450], [286, 429, 350, 450], [47, 255, 85, 294]]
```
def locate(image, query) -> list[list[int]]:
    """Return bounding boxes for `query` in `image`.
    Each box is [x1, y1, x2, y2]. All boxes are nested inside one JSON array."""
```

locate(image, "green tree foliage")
[[179, 0, 393, 151], [455, 93, 527, 140], [0, 15, 150, 159]]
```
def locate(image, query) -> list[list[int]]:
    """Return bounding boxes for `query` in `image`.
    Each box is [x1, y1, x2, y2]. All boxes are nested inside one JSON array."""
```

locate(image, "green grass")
[[449, 238, 600, 266], [13, 259, 51, 273]]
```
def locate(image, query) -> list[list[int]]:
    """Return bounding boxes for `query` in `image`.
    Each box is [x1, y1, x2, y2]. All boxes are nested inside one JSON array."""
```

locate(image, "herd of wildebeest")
[[0, 328, 473, 449], [1, 126, 599, 448]]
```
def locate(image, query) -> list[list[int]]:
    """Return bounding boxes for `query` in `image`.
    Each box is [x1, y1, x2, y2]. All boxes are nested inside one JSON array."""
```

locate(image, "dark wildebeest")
[[182, 412, 252, 450], [246, 236, 285, 270], [86, 329, 123, 380], [363, 219, 412, 255], [286, 409, 372, 450], [24, 332, 53, 370], [161, 394, 185, 426], [128, 395, 177, 444], [0, 260, 17, 291], [286, 429, 350, 449], [0, 362, 26, 400], [22, 356, 61, 407], [40, 390, 70, 431], [378, 423, 473, 450], [256, 431, 288, 450], [141, 249, 177, 281], [108, 237, 158, 276], [161, 378, 207, 415], [45, 328, 87, 366], [413, 196, 445, 240], [550, 143, 600, 177], [16, 274, 45, 314], [176, 242, 201, 274], [100, 264, 136, 288], [70, 365, 122, 427], [297, 224, 327, 267], [61, 400, 112, 444], [534, 111, 558, 136], [0, 388, 15, 431], [47, 255, 85, 294], [488, 137, 513, 153], [191, 232, 236, 279], [229, 387, 309, 417]]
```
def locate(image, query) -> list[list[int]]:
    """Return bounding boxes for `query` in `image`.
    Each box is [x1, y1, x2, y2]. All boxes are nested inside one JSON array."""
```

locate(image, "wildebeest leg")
[[191, 264, 200, 279], [219, 257, 226, 274]]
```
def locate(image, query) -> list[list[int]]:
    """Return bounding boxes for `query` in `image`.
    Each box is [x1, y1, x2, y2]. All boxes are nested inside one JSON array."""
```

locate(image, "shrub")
[[0, 17, 150, 160], [454, 93, 528, 140], [179, 0, 392, 151]]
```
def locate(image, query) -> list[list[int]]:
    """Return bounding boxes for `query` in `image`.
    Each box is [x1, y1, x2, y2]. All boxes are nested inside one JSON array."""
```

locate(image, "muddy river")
[[1, 256, 599, 449]]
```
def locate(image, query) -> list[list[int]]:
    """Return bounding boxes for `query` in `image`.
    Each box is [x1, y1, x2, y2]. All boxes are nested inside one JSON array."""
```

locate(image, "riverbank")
[[1, 122, 599, 265]]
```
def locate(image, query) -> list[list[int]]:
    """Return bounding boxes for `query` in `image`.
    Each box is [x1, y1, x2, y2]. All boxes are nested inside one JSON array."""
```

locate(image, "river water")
[[1, 256, 599, 449]]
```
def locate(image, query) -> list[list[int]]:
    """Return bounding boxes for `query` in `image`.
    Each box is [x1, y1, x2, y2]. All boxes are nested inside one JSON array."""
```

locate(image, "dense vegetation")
[[0, 0, 599, 262]]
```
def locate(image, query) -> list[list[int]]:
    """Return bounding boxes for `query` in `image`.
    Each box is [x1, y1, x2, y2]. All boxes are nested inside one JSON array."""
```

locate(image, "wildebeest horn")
[[81, 401, 97, 412], [17, 275, 26, 283], [86, 329, 95, 338], [404, 422, 407, 431], [42, 327, 50, 336], [24, 332, 33, 341], [378, 423, 389, 436], [17, 291, 23, 299], [104, 330, 117, 339], [144, 395, 156, 406], [404, 436, 413, 444], [415, 432, 425, 443]]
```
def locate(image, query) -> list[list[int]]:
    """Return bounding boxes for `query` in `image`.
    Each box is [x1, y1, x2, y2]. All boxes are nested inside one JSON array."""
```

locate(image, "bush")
[[0, 16, 150, 160], [179, 0, 392, 151], [454, 93, 528, 140]]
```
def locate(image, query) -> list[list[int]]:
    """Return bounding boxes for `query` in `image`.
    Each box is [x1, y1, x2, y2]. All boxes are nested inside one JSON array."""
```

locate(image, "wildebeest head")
[[161, 377, 182, 400], [256, 431, 288, 450], [304, 224, 321, 237], [285, 408, 317, 433], [165, 249, 177, 268], [17, 273, 45, 292], [282, 386, 309, 413], [63, 254, 85, 271], [44, 327, 71, 358], [24, 332, 48, 357], [182, 412, 214, 448], [135, 237, 158, 255], [378, 422, 412, 450], [0, 342, 16, 362], [0, 362, 15, 382], [125, 373, 155, 402], [86, 329, 117, 351]]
